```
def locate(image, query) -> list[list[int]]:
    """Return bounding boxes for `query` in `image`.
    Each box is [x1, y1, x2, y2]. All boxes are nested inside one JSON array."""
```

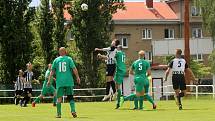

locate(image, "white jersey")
[[14, 76, 24, 91], [24, 71, 34, 88], [102, 46, 117, 65], [169, 58, 188, 74]]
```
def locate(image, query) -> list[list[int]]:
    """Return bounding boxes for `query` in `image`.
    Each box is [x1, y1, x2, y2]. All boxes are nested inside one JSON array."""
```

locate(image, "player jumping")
[[32, 64, 57, 107], [164, 49, 188, 110], [48, 47, 80, 118]]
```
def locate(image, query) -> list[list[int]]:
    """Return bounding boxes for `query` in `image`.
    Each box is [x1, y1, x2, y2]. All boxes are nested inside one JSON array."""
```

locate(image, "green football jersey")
[[52, 56, 76, 88], [44, 69, 54, 84], [131, 59, 150, 79], [115, 50, 126, 72]]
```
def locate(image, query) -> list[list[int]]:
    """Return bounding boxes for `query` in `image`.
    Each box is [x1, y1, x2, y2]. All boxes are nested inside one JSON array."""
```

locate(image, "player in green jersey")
[[120, 50, 156, 110], [48, 47, 80, 118], [32, 64, 57, 107], [114, 45, 126, 109]]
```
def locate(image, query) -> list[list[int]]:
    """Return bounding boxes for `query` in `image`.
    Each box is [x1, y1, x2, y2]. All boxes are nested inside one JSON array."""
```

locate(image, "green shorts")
[[41, 85, 55, 96], [57, 86, 74, 98], [134, 77, 149, 93], [114, 70, 126, 85]]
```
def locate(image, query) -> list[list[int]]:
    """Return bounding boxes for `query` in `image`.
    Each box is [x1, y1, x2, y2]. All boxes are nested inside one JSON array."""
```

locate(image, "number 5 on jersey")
[[59, 62, 66, 72]]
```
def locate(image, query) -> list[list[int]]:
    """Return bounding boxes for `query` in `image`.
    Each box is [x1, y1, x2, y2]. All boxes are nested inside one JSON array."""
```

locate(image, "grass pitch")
[[0, 99, 215, 121]]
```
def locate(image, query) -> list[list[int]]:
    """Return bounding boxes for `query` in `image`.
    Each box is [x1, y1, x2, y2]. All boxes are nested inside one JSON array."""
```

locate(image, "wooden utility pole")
[[184, 0, 190, 64]]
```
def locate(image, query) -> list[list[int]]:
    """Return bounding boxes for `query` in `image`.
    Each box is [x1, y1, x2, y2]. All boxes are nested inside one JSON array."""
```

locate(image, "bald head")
[[138, 50, 145, 59], [59, 47, 67, 56]]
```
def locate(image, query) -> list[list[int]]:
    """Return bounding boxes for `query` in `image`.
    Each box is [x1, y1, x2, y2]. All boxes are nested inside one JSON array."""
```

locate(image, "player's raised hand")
[[95, 48, 99, 51]]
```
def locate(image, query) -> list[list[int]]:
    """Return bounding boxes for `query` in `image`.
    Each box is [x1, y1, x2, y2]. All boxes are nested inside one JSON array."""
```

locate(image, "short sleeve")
[[52, 59, 57, 71], [69, 58, 76, 69], [131, 62, 135, 70], [146, 61, 150, 70], [168, 60, 173, 68]]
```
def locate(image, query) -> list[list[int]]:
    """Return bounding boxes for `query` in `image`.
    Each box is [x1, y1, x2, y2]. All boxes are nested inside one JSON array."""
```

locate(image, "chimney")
[[146, 0, 153, 8]]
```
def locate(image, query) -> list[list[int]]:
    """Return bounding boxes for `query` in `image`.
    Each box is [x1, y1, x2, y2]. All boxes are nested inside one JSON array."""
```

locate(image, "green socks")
[[34, 97, 41, 103], [57, 102, 61, 116], [134, 97, 139, 109], [124, 93, 136, 101], [144, 94, 154, 105], [53, 96, 57, 104], [70, 100, 76, 113], [117, 89, 122, 105], [139, 96, 144, 109]]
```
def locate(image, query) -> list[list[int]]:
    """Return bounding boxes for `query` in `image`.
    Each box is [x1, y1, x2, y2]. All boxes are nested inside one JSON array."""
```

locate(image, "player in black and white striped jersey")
[[164, 49, 189, 110], [20, 62, 39, 107], [14, 69, 25, 105], [95, 39, 120, 101]]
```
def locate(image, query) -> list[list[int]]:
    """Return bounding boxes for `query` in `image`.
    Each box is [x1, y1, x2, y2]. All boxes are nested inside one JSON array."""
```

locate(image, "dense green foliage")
[[69, 0, 124, 87], [0, 0, 35, 83]]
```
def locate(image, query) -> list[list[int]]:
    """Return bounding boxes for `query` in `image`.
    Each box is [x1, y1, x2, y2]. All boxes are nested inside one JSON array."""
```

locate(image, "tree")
[[195, 0, 215, 41], [52, 0, 67, 48], [209, 50, 215, 74], [0, 0, 35, 83], [69, 0, 125, 87], [37, 0, 55, 65]]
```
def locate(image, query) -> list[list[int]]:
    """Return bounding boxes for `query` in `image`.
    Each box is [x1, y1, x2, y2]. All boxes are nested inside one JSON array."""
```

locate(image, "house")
[[112, 0, 213, 65]]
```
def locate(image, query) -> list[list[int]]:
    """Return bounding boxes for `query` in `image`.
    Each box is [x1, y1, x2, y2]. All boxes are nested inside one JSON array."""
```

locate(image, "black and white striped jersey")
[[14, 76, 24, 91], [23, 71, 34, 88], [169, 58, 188, 74], [102, 46, 117, 65]]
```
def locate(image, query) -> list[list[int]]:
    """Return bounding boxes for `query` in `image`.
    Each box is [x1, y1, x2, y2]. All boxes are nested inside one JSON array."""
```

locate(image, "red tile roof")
[[113, 2, 178, 20], [64, 2, 178, 21]]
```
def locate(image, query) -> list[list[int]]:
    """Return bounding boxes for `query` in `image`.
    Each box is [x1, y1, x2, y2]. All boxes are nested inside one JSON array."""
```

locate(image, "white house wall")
[[152, 38, 213, 56]]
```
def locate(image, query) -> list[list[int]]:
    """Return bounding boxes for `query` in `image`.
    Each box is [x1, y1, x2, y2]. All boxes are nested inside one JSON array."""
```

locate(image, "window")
[[191, 54, 203, 61], [142, 28, 152, 39], [164, 29, 174, 39], [145, 51, 152, 61], [192, 28, 202, 38], [121, 37, 128, 48], [191, 6, 201, 16]]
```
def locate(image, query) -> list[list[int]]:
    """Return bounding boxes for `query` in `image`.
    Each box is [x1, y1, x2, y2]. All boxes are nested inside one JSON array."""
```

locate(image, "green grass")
[[0, 99, 215, 121]]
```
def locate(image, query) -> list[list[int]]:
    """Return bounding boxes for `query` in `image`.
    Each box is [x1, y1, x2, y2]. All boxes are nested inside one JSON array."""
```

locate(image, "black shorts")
[[172, 74, 186, 90], [23, 88, 32, 95], [106, 64, 116, 76], [15, 90, 23, 96]]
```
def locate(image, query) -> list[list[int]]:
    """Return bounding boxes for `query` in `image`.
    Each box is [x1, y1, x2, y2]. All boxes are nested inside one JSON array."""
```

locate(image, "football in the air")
[[81, 3, 88, 11]]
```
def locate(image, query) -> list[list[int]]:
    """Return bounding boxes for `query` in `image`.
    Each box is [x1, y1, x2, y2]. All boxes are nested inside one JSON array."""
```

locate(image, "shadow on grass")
[[118, 108, 167, 111]]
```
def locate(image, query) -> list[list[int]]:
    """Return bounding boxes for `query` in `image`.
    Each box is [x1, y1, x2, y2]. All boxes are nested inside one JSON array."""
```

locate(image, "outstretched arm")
[[47, 70, 54, 86]]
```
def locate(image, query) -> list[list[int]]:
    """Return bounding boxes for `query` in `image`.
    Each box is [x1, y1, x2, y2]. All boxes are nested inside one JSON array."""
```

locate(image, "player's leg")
[[20, 88, 27, 107], [56, 87, 63, 118], [109, 64, 116, 97], [178, 76, 187, 110], [23, 88, 32, 107], [143, 81, 156, 109], [32, 94, 44, 107], [50, 86, 57, 106], [172, 75, 180, 107], [66, 86, 77, 118]]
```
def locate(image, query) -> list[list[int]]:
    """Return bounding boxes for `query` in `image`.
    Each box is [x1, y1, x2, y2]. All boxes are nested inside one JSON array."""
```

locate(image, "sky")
[[29, 0, 161, 7]]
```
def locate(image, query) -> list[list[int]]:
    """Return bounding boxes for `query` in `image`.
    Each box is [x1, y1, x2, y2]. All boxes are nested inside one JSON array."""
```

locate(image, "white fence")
[[0, 85, 215, 101]]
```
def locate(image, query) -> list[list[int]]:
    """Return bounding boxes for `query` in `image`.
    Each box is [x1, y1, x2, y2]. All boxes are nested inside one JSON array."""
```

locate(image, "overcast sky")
[[30, 0, 161, 7]]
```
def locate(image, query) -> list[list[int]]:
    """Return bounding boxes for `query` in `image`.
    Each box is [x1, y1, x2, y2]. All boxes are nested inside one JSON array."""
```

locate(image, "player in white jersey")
[[164, 49, 189, 110], [95, 39, 120, 101], [14, 70, 25, 105], [20, 62, 39, 107]]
